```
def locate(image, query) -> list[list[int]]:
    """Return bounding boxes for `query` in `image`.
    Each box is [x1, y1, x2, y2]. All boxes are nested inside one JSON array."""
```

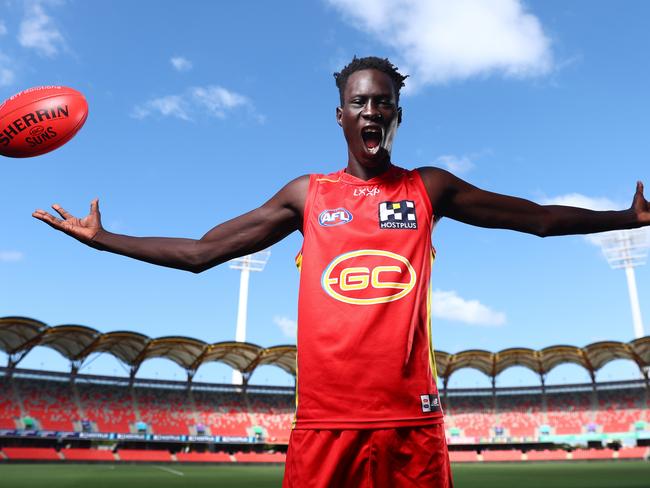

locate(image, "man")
[[33, 56, 649, 487]]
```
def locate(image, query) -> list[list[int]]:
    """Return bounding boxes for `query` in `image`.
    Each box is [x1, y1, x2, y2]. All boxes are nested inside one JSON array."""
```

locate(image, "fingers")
[[32, 209, 65, 229], [91, 198, 100, 215], [637, 181, 644, 195], [52, 203, 74, 220]]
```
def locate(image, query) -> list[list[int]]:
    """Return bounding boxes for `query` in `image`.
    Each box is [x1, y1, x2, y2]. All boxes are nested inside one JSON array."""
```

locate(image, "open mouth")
[[361, 127, 383, 153]]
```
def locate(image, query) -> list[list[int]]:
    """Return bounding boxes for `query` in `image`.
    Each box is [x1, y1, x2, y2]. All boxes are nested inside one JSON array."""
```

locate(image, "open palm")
[[32, 199, 103, 244], [632, 181, 650, 225]]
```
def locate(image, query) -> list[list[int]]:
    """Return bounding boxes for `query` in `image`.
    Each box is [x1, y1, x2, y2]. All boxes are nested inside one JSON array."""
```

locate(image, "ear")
[[336, 106, 343, 127], [397, 106, 403, 126]]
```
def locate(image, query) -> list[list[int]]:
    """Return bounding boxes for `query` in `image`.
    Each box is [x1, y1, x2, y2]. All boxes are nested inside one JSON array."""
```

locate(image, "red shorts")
[[283, 424, 453, 488]]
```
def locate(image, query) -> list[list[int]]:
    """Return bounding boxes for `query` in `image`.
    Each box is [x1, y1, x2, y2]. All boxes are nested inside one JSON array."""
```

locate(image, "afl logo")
[[319, 208, 353, 227], [321, 249, 416, 305]]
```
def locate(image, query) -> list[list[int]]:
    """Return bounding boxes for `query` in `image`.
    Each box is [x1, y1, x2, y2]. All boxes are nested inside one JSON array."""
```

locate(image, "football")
[[0, 85, 88, 158]]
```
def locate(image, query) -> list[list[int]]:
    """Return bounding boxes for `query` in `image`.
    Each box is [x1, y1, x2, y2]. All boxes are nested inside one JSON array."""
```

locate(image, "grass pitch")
[[0, 461, 649, 487]]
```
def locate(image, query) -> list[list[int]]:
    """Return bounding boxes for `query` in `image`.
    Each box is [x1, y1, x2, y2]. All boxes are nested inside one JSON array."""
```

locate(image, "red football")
[[0, 85, 88, 158]]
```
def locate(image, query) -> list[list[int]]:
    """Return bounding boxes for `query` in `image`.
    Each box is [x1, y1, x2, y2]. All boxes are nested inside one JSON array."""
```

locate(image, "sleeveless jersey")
[[294, 165, 443, 429]]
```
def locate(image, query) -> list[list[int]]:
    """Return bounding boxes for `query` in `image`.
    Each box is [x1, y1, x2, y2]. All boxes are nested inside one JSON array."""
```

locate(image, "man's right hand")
[[32, 198, 103, 245]]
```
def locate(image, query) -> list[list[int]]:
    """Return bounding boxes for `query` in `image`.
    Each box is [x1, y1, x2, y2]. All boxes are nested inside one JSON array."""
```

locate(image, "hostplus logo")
[[378, 200, 417, 229]]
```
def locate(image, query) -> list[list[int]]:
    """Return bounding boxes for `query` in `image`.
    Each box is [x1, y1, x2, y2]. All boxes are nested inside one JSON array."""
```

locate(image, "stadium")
[[1, 316, 649, 487]]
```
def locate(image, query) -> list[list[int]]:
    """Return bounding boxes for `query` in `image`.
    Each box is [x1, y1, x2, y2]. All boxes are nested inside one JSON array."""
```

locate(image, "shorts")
[[282, 424, 453, 488]]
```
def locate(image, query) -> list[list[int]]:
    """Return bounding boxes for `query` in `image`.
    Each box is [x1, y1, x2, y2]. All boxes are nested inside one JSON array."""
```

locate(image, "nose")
[[361, 100, 382, 121]]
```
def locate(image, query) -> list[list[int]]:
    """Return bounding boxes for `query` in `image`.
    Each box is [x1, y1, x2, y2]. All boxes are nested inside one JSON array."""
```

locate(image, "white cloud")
[[431, 289, 506, 326], [435, 154, 475, 175], [191, 86, 250, 118], [0, 20, 7, 36], [132, 85, 261, 122], [327, 0, 552, 88], [273, 315, 297, 339], [132, 95, 191, 121], [18, 1, 66, 57], [0, 251, 24, 262], [170, 56, 192, 72], [0, 52, 15, 86]]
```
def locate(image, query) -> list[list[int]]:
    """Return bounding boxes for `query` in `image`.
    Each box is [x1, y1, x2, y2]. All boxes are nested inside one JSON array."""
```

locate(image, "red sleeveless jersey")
[[294, 165, 443, 429]]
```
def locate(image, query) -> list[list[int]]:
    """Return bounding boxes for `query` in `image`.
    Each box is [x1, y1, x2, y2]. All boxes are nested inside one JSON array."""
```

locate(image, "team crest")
[[319, 208, 353, 227], [378, 200, 417, 229]]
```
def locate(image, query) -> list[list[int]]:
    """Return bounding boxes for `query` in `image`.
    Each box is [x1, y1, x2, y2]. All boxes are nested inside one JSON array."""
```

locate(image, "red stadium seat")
[[118, 449, 172, 462], [2, 447, 60, 460], [571, 449, 615, 460], [525, 449, 568, 461], [61, 448, 115, 461], [482, 450, 523, 462], [234, 451, 287, 463], [617, 447, 648, 460], [448, 451, 478, 463], [176, 452, 232, 463]]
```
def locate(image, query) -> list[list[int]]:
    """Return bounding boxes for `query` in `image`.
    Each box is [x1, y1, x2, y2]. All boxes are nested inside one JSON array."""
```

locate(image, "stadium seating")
[[192, 390, 256, 437], [0, 379, 20, 429], [617, 447, 648, 460], [61, 448, 115, 461], [525, 449, 569, 461], [134, 386, 196, 435], [117, 449, 172, 462], [16, 379, 80, 431], [2, 447, 60, 460], [445, 395, 495, 438], [571, 449, 615, 460], [2, 372, 648, 464], [481, 450, 523, 462], [594, 388, 645, 433], [546, 390, 592, 435], [76, 382, 136, 433], [176, 451, 232, 463], [234, 451, 287, 463], [448, 451, 479, 463]]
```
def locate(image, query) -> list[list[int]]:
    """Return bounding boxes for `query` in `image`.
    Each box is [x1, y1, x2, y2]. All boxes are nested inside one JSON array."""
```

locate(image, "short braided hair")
[[334, 56, 408, 105]]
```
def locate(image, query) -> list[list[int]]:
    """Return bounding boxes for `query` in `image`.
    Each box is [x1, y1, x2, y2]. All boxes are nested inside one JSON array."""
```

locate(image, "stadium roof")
[[1, 316, 649, 385]]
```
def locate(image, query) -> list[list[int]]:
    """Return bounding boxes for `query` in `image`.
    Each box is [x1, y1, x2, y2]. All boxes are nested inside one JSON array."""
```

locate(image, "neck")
[[345, 153, 392, 181]]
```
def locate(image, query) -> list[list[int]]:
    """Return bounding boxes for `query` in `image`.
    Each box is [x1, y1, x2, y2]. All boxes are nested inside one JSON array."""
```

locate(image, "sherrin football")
[[0, 85, 88, 158]]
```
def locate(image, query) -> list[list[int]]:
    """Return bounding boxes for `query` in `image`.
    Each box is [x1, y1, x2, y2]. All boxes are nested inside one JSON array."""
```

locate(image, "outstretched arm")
[[32, 175, 309, 273], [418, 167, 649, 237]]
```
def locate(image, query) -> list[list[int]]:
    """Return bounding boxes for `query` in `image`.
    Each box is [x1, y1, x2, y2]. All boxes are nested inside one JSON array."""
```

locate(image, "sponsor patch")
[[420, 394, 441, 414], [379, 200, 417, 229], [319, 208, 353, 227], [353, 186, 380, 197]]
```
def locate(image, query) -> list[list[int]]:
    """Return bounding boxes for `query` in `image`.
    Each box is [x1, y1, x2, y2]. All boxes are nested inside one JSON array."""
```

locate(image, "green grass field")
[[0, 461, 649, 487]]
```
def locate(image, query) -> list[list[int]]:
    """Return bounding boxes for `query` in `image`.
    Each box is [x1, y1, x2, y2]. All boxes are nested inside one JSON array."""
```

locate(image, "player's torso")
[[294, 165, 443, 429]]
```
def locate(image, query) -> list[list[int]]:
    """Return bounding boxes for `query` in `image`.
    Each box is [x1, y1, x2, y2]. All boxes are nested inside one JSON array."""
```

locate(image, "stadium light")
[[595, 228, 649, 338], [229, 250, 270, 384]]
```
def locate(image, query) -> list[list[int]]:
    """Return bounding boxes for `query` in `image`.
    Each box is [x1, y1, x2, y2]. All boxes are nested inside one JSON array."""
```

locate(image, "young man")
[[33, 57, 649, 487]]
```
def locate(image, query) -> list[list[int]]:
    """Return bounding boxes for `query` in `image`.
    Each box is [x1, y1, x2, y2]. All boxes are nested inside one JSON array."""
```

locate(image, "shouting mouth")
[[361, 126, 383, 154]]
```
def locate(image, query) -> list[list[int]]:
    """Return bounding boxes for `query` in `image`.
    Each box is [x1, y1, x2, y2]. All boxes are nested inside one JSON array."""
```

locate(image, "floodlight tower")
[[597, 229, 649, 338], [229, 250, 270, 384]]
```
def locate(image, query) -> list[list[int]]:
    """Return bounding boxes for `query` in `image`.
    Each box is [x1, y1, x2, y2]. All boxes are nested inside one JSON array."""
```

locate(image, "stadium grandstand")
[[0, 316, 649, 464]]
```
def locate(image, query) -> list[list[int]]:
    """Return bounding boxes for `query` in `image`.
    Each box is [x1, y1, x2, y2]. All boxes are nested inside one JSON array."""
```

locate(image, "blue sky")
[[1, 0, 649, 388]]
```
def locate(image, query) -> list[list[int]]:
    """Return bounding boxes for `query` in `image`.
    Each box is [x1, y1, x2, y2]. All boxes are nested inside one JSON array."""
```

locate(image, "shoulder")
[[414, 166, 458, 195]]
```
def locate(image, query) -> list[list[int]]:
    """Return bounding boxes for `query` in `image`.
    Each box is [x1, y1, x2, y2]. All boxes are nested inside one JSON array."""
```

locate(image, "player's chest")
[[311, 183, 428, 238]]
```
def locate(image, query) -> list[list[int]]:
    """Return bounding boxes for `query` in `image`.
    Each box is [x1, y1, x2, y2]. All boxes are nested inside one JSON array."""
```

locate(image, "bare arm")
[[418, 167, 649, 237], [32, 175, 309, 273]]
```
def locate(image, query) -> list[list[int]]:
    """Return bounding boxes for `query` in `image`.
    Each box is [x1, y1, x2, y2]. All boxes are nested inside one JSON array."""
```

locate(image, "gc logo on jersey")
[[319, 208, 353, 227], [321, 249, 416, 305], [379, 200, 417, 229]]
